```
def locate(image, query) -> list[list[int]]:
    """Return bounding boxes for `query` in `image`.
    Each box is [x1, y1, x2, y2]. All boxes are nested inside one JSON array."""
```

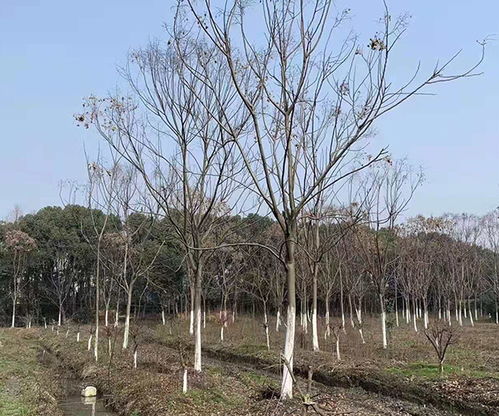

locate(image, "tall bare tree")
[[180, 0, 483, 398]]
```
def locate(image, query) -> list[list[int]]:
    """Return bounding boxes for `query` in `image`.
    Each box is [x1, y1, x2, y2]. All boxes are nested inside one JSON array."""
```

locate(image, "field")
[[1, 313, 498, 415]]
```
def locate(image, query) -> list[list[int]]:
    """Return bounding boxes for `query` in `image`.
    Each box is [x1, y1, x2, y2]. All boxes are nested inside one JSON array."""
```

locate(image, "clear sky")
[[1, 0, 498, 220]]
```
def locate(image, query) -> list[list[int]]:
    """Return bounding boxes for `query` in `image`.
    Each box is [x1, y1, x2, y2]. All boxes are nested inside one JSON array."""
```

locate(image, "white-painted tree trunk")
[[311, 307, 319, 351], [182, 368, 188, 393], [88, 335, 93, 351], [348, 294, 355, 328], [134, 350, 138, 369], [358, 328, 366, 344], [468, 301, 474, 327], [380, 295, 387, 349], [11, 297, 16, 328], [276, 309, 281, 332], [311, 267, 319, 351], [324, 299, 330, 339], [189, 285, 195, 336], [264, 307, 270, 350], [281, 303, 295, 399], [122, 286, 134, 349], [77, 332, 80, 342], [220, 325, 224, 342], [161, 309, 166, 326], [335, 336, 341, 361]]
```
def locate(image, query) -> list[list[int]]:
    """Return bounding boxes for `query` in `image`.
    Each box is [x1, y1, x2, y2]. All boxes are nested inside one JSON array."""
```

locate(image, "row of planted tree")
[[1, 0, 488, 399], [1, 203, 498, 354]]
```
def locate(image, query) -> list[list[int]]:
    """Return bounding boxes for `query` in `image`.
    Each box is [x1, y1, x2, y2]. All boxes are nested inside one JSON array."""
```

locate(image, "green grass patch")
[[387, 362, 499, 380], [240, 371, 273, 386]]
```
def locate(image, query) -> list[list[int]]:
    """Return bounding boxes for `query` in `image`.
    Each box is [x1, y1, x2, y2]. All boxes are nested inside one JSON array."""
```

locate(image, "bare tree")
[[180, 0, 482, 398], [424, 323, 457, 375]]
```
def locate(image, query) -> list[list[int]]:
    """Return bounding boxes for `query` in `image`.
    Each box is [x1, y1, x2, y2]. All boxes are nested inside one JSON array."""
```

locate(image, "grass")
[[387, 362, 499, 380], [0, 329, 60, 416]]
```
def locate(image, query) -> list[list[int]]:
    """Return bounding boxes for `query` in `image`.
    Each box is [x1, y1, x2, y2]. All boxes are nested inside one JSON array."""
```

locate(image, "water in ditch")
[[59, 395, 116, 416]]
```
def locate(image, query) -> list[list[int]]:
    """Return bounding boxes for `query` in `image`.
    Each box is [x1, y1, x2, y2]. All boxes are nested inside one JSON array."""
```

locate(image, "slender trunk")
[[189, 283, 195, 336], [447, 300, 452, 327], [182, 368, 188, 393], [335, 335, 341, 361], [324, 292, 330, 339], [114, 294, 120, 327], [394, 281, 399, 327], [276, 308, 281, 332], [281, 232, 296, 400], [413, 298, 418, 332], [468, 299, 474, 327], [263, 301, 270, 351], [423, 298, 429, 329], [11, 295, 16, 328], [122, 282, 134, 349], [203, 295, 206, 329], [339, 269, 345, 332], [311, 263, 319, 351], [380, 294, 387, 349], [348, 293, 355, 328], [194, 263, 203, 372]]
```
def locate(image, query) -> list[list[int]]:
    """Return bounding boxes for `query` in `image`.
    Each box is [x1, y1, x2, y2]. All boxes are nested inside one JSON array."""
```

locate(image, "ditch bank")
[[156, 336, 498, 416], [38, 343, 118, 416]]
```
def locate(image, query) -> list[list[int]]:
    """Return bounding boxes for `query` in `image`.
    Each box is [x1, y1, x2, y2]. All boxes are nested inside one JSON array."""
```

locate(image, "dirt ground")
[[2, 314, 498, 415]]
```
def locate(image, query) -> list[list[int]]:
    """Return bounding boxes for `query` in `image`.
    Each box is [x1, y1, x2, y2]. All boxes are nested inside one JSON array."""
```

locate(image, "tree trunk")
[[311, 263, 319, 351], [281, 232, 296, 400], [194, 263, 203, 372], [263, 301, 270, 351], [339, 269, 346, 332], [348, 294, 355, 328], [380, 294, 387, 349], [122, 282, 134, 349], [324, 292, 330, 339], [189, 283, 195, 336], [276, 308, 281, 332], [11, 295, 16, 328]]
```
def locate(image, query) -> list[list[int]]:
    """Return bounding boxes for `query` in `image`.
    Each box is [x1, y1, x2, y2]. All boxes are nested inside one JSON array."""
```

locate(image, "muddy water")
[[59, 395, 116, 416]]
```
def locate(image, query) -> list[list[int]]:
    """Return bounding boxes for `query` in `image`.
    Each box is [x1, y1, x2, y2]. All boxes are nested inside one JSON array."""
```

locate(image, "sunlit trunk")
[[380, 294, 387, 349], [263, 302, 270, 351], [468, 300, 474, 327], [281, 232, 296, 400], [423, 298, 428, 329], [194, 264, 203, 372], [189, 283, 195, 336], [122, 282, 134, 349], [11, 296, 16, 328], [311, 263, 319, 351]]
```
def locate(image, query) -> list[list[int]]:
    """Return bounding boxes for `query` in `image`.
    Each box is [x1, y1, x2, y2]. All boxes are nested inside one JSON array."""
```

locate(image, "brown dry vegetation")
[[2, 315, 498, 415]]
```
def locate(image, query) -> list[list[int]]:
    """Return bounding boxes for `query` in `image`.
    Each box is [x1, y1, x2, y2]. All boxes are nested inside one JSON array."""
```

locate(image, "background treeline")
[[1, 204, 498, 334]]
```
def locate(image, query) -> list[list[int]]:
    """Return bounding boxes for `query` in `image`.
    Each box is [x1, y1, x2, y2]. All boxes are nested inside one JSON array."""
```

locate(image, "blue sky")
[[1, 0, 498, 220]]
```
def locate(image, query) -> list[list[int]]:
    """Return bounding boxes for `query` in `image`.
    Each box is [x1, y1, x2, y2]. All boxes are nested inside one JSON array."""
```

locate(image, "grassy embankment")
[[0, 328, 61, 416]]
